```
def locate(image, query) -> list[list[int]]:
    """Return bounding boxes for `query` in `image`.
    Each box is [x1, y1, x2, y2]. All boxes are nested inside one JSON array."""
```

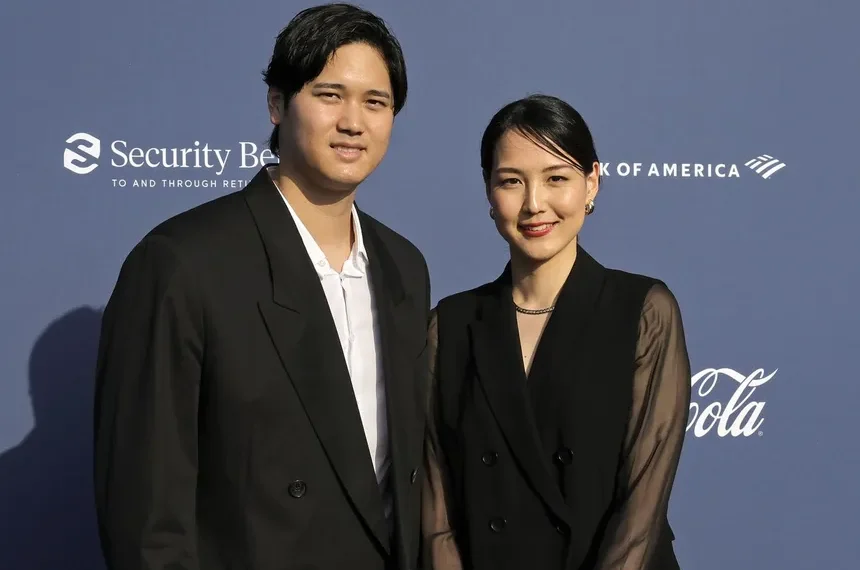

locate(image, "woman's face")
[[487, 129, 599, 265]]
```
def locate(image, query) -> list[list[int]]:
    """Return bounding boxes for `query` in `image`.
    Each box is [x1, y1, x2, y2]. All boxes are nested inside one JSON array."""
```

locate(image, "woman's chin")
[[510, 237, 577, 265]]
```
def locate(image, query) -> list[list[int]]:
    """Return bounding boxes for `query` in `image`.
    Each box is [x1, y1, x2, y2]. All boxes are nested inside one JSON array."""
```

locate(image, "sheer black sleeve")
[[421, 310, 464, 570], [592, 283, 692, 569]]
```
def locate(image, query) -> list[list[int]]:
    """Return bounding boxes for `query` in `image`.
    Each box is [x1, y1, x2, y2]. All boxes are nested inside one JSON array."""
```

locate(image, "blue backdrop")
[[2, 1, 858, 568]]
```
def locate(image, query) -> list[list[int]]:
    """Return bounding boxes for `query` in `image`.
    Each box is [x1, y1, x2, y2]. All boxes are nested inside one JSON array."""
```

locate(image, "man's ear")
[[267, 87, 284, 126]]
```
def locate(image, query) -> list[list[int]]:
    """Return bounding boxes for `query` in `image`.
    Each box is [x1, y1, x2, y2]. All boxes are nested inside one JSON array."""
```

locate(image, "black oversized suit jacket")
[[93, 166, 431, 570]]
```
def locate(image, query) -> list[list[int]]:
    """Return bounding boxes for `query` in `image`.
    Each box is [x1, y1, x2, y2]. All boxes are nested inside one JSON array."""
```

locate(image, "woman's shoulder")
[[603, 263, 661, 292], [594, 264, 684, 338], [602, 267, 683, 331], [431, 280, 496, 324], [602, 263, 674, 300]]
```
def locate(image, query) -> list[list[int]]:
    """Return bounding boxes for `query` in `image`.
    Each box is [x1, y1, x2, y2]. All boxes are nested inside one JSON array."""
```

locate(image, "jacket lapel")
[[468, 245, 606, 531], [468, 273, 575, 528], [527, 246, 606, 567], [244, 168, 390, 553], [526, 245, 605, 404], [360, 212, 424, 567]]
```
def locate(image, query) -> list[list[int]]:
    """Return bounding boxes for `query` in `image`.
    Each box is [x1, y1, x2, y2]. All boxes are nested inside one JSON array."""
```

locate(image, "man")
[[93, 4, 430, 569]]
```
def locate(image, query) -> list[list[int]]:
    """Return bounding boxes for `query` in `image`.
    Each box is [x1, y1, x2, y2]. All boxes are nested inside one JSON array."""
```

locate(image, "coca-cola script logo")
[[687, 368, 776, 437]]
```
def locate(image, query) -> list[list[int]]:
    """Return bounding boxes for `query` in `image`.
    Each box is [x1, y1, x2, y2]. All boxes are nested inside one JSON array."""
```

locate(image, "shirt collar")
[[348, 206, 370, 272], [269, 167, 368, 277]]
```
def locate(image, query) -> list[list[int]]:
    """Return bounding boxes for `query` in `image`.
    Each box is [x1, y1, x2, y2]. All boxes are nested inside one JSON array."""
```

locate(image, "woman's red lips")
[[518, 222, 558, 237]]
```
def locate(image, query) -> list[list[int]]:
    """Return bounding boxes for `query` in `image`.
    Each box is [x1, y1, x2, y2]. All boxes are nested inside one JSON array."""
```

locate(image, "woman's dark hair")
[[480, 94, 599, 184], [262, 3, 408, 156]]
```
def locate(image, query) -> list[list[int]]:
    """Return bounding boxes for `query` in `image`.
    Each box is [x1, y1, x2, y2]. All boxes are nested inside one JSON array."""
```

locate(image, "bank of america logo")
[[744, 154, 785, 179]]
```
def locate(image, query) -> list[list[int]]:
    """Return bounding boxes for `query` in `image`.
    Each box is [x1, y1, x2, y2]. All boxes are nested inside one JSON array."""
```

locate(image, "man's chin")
[[322, 177, 362, 194], [322, 168, 371, 192]]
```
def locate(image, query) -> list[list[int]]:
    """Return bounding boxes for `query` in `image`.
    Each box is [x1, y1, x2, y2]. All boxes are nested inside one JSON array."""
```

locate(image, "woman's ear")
[[586, 161, 601, 202]]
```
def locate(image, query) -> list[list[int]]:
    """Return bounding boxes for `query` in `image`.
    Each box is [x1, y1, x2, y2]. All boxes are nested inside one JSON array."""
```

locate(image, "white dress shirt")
[[271, 171, 390, 514]]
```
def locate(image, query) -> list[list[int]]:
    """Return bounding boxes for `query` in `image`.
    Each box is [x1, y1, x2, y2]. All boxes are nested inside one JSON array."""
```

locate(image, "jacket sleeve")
[[592, 283, 691, 569], [93, 235, 204, 570], [420, 310, 464, 570]]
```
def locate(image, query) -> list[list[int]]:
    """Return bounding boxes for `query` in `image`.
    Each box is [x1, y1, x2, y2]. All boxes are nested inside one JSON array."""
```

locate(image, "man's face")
[[268, 42, 395, 193]]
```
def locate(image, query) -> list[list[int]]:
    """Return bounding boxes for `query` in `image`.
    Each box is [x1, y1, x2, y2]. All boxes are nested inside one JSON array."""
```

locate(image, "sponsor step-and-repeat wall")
[[2, 1, 858, 568]]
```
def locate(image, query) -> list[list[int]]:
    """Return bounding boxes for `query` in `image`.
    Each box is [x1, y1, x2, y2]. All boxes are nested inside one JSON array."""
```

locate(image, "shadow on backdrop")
[[0, 306, 106, 570]]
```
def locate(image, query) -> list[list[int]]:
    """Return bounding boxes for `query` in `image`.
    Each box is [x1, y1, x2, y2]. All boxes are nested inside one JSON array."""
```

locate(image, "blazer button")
[[481, 451, 498, 466], [554, 447, 573, 465], [555, 524, 566, 535], [288, 480, 307, 498], [411, 467, 419, 484], [489, 517, 506, 533]]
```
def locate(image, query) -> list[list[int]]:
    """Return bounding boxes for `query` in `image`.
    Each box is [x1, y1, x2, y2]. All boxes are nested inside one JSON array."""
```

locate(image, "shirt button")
[[489, 517, 506, 533], [317, 260, 325, 267]]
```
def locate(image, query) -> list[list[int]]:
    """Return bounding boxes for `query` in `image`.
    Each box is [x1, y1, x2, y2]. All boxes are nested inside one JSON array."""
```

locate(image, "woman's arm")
[[592, 282, 692, 569], [421, 310, 464, 570]]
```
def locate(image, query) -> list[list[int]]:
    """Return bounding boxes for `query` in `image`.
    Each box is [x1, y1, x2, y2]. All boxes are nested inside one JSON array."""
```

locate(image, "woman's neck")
[[510, 238, 578, 310]]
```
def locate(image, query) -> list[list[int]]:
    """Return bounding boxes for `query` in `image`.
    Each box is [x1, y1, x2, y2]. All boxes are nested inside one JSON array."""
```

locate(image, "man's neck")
[[274, 165, 355, 240], [272, 165, 356, 271]]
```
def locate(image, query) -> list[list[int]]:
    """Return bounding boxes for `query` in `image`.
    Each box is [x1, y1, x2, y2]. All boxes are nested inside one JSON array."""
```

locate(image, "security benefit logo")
[[598, 155, 787, 180], [687, 367, 776, 438], [62, 132, 275, 189], [64, 133, 101, 175]]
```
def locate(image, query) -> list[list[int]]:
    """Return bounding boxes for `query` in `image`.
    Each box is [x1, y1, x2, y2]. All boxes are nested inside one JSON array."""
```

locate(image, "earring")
[[585, 200, 595, 215], [489, 207, 495, 220]]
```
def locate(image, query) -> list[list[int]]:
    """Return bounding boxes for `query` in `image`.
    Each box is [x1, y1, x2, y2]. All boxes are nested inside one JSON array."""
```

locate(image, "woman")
[[422, 94, 691, 570]]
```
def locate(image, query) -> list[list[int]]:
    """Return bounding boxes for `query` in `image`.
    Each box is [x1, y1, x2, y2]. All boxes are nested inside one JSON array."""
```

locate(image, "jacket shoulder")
[[604, 266, 664, 293], [360, 210, 426, 267], [602, 265, 679, 322], [359, 210, 430, 309], [146, 190, 247, 245], [433, 280, 497, 322], [120, 190, 258, 271], [432, 263, 671, 320]]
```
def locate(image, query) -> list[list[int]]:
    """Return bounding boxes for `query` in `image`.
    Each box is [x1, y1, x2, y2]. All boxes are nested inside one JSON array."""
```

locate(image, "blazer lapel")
[[526, 245, 605, 401], [468, 273, 575, 529], [530, 246, 607, 567], [244, 169, 390, 553], [360, 212, 424, 566]]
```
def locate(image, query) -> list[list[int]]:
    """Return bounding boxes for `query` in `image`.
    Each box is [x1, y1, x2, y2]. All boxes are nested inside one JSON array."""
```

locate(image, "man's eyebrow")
[[312, 83, 391, 100], [312, 82, 345, 90]]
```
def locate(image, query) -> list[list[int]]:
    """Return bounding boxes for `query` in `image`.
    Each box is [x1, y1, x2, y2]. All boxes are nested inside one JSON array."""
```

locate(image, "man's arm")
[[93, 235, 203, 570]]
